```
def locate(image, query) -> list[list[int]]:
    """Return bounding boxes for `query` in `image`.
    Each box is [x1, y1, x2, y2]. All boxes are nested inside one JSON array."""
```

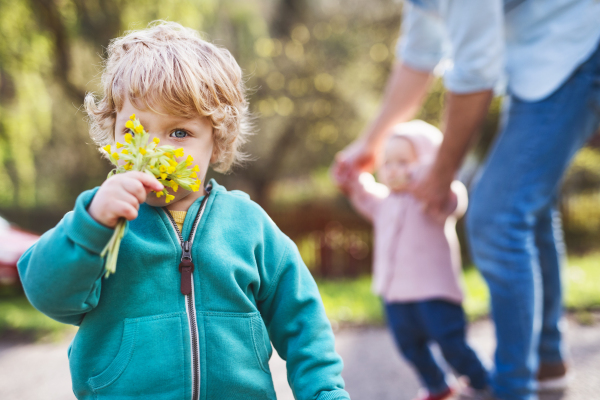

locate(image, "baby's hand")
[[88, 172, 164, 228], [330, 160, 353, 195]]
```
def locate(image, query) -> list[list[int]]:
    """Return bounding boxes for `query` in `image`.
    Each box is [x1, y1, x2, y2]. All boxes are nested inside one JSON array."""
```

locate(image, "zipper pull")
[[179, 241, 194, 295], [182, 241, 192, 261]]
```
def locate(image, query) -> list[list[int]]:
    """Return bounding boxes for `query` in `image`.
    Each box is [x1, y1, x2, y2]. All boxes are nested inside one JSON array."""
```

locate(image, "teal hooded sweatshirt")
[[18, 179, 350, 400]]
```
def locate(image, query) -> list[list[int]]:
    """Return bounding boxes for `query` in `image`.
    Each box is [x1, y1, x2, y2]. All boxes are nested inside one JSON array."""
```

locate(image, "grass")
[[0, 294, 75, 341], [2, 254, 600, 340], [318, 253, 600, 326]]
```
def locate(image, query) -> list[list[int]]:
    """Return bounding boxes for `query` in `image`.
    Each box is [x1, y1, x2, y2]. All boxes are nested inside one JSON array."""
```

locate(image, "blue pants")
[[385, 300, 489, 395], [466, 44, 600, 400]]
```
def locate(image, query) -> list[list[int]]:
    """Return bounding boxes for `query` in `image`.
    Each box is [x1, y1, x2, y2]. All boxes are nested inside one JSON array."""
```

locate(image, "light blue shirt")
[[399, 0, 600, 101]]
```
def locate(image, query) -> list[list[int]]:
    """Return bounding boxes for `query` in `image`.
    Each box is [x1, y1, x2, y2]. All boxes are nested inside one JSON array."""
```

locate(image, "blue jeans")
[[385, 300, 489, 395], [466, 43, 600, 400]]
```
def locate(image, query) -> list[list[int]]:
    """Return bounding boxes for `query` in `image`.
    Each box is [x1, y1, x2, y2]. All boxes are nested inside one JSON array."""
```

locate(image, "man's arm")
[[411, 0, 503, 214], [412, 89, 493, 216]]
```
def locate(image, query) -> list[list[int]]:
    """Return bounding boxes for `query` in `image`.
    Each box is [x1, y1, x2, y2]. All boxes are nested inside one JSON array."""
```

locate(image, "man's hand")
[[334, 138, 378, 182], [88, 172, 164, 228], [410, 166, 454, 220]]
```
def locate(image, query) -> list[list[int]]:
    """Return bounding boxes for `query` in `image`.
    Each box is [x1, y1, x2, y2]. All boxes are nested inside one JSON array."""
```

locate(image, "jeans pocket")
[[88, 312, 186, 399], [203, 311, 276, 400]]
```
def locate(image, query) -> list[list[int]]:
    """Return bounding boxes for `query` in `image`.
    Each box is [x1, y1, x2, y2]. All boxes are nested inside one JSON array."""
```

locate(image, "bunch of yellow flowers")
[[100, 114, 202, 277]]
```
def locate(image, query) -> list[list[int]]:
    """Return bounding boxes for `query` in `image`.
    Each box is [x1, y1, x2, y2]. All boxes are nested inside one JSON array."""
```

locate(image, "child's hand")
[[88, 172, 164, 228], [330, 160, 352, 195]]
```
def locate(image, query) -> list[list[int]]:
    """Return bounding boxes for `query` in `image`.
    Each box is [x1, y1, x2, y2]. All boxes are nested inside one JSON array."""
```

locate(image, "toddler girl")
[[18, 22, 349, 400], [333, 120, 490, 400]]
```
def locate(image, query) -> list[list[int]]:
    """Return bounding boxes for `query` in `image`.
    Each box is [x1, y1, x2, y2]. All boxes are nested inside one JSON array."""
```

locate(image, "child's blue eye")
[[170, 129, 188, 139]]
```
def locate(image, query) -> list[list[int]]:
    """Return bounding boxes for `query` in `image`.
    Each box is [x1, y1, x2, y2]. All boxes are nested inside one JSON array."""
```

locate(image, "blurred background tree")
[[0, 0, 598, 274]]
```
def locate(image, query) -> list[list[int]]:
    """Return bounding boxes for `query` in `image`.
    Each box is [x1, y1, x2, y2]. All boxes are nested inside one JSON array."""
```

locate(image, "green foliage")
[[560, 147, 600, 251], [564, 147, 600, 194], [0, 0, 54, 206], [0, 0, 408, 215]]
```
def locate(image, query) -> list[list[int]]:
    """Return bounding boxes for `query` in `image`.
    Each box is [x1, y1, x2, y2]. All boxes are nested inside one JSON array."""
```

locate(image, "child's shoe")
[[537, 361, 571, 392], [412, 387, 456, 400]]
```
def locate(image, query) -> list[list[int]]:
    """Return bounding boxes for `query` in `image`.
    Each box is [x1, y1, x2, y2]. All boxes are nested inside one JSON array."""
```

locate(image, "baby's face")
[[114, 98, 215, 210], [378, 137, 418, 192]]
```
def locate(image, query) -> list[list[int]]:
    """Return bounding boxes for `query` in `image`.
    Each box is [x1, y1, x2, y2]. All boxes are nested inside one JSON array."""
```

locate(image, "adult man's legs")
[[466, 45, 600, 400], [535, 206, 567, 369]]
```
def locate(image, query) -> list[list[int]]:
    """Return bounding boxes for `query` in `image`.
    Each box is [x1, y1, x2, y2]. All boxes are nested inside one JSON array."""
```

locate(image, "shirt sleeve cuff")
[[399, 50, 443, 73], [444, 69, 498, 94], [63, 187, 128, 254]]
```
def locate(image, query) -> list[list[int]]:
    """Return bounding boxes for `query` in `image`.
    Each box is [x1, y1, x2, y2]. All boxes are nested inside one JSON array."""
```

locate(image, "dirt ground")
[[1, 316, 598, 400]]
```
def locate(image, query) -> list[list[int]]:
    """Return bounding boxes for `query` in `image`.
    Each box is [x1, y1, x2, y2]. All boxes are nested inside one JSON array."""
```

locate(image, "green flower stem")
[[100, 219, 127, 278]]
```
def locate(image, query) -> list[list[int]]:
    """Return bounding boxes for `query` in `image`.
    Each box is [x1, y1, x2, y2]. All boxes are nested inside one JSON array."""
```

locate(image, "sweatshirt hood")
[[389, 120, 443, 166]]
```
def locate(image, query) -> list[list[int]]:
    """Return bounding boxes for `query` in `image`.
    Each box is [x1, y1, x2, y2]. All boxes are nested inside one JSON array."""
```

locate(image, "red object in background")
[[0, 216, 39, 285]]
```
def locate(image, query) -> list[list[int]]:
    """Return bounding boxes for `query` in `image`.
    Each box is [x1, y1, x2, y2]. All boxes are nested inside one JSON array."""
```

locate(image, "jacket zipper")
[[163, 189, 210, 400]]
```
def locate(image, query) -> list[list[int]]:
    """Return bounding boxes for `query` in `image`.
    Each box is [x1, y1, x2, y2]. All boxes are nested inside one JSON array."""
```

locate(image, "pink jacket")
[[341, 124, 467, 304]]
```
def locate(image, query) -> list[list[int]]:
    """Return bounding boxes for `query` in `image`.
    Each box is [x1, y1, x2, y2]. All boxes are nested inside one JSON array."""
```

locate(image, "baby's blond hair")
[[85, 21, 250, 173]]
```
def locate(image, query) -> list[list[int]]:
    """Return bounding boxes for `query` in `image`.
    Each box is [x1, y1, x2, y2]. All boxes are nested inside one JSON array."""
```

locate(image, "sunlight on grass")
[[317, 276, 383, 325], [0, 296, 74, 340], [564, 254, 600, 310], [317, 253, 600, 325]]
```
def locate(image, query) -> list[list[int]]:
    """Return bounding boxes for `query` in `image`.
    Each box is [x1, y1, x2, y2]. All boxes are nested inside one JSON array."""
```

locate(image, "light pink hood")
[[390, 120, 443, 166]]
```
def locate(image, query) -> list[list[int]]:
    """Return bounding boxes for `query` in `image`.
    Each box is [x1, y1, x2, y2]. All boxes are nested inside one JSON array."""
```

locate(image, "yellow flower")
[[153, 137, 160, 144], [186, 155, 194, 166], [167, 166, 176, 174], [125, 120, 134, 130], [112, 152, 119, 160], [124, 162, 132, 170], [160, 173, 167, 180], [171, 182, 179, 192], [139, 148, 147, 155], [165, 194, 175, 203], [121, 149, 129, 155], [116, 142, 124, 149], [134, 125, 144, 134], [103, 144, 111, 153], [156, 191, 164, 198], [168, 159, 177, 167], [159, 165, 167, 173], [192, 165, 200, 172], [124, 133, 133, 143], [129, 114, 136, 120], [190, 172, 197, 178], [190, 184, 200, 192], [174, 148, 185, 158]]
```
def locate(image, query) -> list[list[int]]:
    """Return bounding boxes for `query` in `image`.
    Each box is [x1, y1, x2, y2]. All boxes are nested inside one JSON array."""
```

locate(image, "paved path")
[[1, 317, 598, 399]]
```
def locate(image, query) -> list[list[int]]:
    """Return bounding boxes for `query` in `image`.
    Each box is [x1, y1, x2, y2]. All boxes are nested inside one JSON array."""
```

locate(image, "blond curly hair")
[[85, 21, 251, 173]]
